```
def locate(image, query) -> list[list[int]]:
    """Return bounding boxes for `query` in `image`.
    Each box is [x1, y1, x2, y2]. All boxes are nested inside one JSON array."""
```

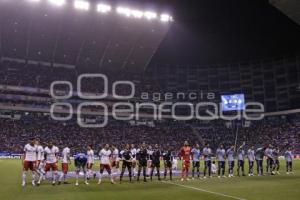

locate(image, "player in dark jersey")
[[150, 144, 161, 181], [120, 144, 133, 183], [272, 147, 280, 174], [137, 142, 148, 182], [163, 147, 173, 180], [74, 153, 88, 186], [237, 144, 246, 176]]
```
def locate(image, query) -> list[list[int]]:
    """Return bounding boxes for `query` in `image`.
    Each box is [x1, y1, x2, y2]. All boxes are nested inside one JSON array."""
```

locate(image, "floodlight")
[[97, 3, 111, 13], [160, 14, 172, 22], [48, 0, 65, 6], [144, 11, 157, 20], [116, 7, 131, 17], [27, 0, 41, 3], [131, 10, 143, 18], [74, 0, 90, 11]]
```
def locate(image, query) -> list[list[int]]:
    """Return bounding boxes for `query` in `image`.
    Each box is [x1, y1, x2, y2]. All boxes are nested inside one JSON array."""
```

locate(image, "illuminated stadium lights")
[[144, 11, 157, 20], [27, 0, 40, 3], [116, 7, 131, 17], [160, 14, 172, 22], [97, 4, 111, 13], [48, 0, 65, 6], [23, 1, 173, 22], [74, 0, 90, 11], [131, 10, 144, 19]]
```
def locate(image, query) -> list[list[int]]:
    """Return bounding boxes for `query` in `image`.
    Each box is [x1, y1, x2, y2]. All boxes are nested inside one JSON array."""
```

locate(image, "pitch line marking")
[[162, 181, 247, 200]]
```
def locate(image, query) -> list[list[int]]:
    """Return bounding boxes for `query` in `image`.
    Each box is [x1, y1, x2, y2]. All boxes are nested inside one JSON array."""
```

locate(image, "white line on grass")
[[163, 181, 247, 200]]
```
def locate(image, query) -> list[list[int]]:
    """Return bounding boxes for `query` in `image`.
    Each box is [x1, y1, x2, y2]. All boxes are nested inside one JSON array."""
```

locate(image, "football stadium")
[[0, 0, 300, 200]]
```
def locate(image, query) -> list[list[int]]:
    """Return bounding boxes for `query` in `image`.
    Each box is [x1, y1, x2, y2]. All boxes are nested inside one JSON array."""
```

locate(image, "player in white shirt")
[[131, 144, 137, 177], [58, 146, 71, 185], [87, 145, 95, 180], [98, 144, 115, 184], [35, 140, 45, 186], [111, 145, 120, 181], [172, 157, 178, 170], [43, 142, 59, 185], [22, 139, 38, 187]]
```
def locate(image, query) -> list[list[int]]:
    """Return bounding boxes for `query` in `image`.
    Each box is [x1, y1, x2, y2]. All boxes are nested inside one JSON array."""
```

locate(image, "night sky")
[[116, 0, 300, 65]]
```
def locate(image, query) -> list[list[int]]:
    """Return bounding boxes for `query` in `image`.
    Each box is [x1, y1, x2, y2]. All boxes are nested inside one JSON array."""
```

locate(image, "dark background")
[[111, 0, 300, 65]]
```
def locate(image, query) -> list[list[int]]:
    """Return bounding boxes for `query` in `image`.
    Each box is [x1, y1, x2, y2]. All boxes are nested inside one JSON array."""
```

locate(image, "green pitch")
[[0, 159, 299, 200]]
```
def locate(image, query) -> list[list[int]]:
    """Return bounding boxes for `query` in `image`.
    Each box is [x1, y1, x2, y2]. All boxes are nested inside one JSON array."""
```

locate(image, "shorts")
[[36, 160, 42, 168], [87, 163, 94, 170], [45, 163, 58, 172], [164, 161, 172, 168], [138, 160, 147, 167], [182, 160, 190, 169], [62, 163, 69, 174], [151, 161, 160, 168], [23, 161, 36, 171], [100, 164, 111, 171], [193, 161, 200, 168]]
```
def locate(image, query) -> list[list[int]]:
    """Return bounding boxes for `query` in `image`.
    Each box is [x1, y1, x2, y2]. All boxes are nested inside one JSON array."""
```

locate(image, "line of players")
[[181, 142, 294, 181], [22, 139, 174, 186], [22, 139, 294, 186]]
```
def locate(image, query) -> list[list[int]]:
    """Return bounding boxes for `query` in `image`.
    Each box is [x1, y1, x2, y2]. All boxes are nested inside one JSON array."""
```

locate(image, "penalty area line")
[[162, 181, 247, 200]]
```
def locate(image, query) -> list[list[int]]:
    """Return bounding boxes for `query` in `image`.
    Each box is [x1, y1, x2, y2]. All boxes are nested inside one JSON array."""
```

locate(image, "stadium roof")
[[0, 0, 172, 72], [270, 0, 300, 26]]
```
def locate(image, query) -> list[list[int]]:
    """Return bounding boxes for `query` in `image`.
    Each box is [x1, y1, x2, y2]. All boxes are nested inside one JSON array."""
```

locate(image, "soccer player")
[[44, 141, 59, 185], [163, 146, 173, 181], [255, 147, 265, 176], [74, 153, 89, 186], [87, 145, 95, 180], [227, 145, 235, 177], [120, 144, 133, 183], [98, 144, 115, 184], [237, 144, 246, 176], [247, 146, 255, 176], [137, 142, 148, 182], [265, 144, 274, 174], [191, 144, 201, 179], [111, 145, 120, 181], [147, 145, 154, 176], [58, 146, 71, 185], [203, 143, 212, 178], [22, 138, 38, 187], [35, 139, 45, 186], [150, 144, 161, 181], [131, 144, 137, 177], [272, 147, 280, 174], [284, 147, 294, 174], [216, 144, 226, 178], [180, 141, 191, 181]]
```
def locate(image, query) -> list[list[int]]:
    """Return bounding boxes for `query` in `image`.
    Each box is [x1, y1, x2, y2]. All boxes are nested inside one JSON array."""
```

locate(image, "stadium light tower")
[[144, 11, 157, 20], [74, 0, 90, 11], [97, 3, 111, 13], [48, 0, 65, 6]]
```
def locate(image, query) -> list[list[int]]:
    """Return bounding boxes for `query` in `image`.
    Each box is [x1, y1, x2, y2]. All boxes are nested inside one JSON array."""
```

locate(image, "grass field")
[[0, 159, 299, 200]]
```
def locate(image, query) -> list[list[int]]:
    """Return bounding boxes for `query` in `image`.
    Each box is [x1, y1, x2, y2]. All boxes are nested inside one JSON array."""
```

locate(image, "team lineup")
[[22, 139, 295, 187]]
